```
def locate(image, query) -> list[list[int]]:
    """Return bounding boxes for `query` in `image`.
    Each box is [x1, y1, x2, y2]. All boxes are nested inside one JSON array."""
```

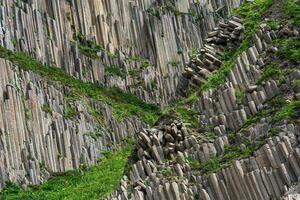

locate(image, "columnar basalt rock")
[[182, 25, 281, 135], [0, 58, 144, 190], [107, 121, 300, 200], [0, 0, 300, 199], [178, 16, 245, 94], [0, 0, 243, 106], [106, 6, 300, 200]]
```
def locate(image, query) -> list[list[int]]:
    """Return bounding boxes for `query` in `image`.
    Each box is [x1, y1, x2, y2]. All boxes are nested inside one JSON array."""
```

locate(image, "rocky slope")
[[0, 0, 300, 200], [0, 0, 243, 106]]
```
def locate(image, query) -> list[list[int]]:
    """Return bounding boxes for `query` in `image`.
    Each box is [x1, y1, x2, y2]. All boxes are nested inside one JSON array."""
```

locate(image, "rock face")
[[105, 9, 300, 200], [178, 16, 245, 94], [0, 0, 243, 106], [190, 24, 279, 132], [0, 0, 300, 200], [0, 0, 248, 192], [107, 121, 300, 200], [0, 59, 144, 190]]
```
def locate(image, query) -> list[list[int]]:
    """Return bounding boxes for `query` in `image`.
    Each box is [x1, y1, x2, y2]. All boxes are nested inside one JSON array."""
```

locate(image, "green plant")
[[257, 63, 284, 84], [277, 38, 300, 62], [162, 101, 199, 128], [161, 169, 173, 177], [267, 20, 280, 30], [285, 0, 300, 25], [84, 131, 101, 140], [235, 88, 246, 105], [64, 104, 79, 119], [188, 48, 201, 60], [105, 65, 127, 78], [275, 100, 300, 122], [41, 103, 53, 114]]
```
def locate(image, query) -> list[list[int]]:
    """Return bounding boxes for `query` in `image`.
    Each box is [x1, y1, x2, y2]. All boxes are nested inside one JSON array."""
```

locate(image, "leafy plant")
[[105, 65, 127, 78], [41, 103, 53, 114]]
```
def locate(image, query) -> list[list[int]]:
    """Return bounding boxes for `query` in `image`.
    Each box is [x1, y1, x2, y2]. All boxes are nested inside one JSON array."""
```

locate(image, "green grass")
[[257, 63, 291, 84], [285, 0, 300, 25], [0, 145, 133, 200], [161, 99, 199, 128], [64, 104, 79, 119], [41, 103, 53, 114], [200, 0, 273, 91], [267, 20, 281, 30], [173, 106, 198, 128], [235, 88, 246, 105], [277, 38, 300, 62], [0, 46, 160, 125], [105, 65, 127, 78], [75, 33, 107, 59], [275, 100, 300, 122]]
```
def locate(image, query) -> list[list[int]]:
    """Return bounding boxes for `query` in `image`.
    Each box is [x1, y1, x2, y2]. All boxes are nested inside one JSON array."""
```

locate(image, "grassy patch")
[[41, 103, 53, 114], [275, 100, 300, 122], [277, 38, 300, 62], [105, 65, 127, 78], [0, 46, 160, 125], [0, 145, 133, 200], [285, 0, 300, 25], [235, 88, 246, 105], [64, 104, 79, 119], [75, 34, 107, 59], [257, 63, 291, 84], [267, 20, 281, 30], [162, 100, 199, 128]]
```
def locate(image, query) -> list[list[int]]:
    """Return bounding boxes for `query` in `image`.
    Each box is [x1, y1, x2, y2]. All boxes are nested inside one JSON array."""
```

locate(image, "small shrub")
[[42, 103, 53, 114], [105, 65, 127, 78]]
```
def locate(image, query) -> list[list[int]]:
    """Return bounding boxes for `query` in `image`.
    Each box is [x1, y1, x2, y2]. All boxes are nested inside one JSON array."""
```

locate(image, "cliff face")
[[1, 0, 300, 199], [0, 0, 243, 106], [106, 12, 300, 199], [0, 58, 144, 190]]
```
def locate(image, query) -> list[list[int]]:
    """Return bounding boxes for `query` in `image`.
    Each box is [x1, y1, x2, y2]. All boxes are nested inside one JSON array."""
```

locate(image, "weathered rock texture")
[[182, 24, 280, 133], [106, 121, 300, 200], [1, 0, 300, 199], [106, 18, 300, 200], [0, 58, 144, 190], [0, 0, 243, 106]]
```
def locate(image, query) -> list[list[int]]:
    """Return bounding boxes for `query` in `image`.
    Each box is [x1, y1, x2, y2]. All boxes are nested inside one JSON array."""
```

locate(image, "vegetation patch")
[[162, 100, 199, 128], [41, 103, 53, 114], [275, 100, 300, 122], [235, 88, 246, 105], [0, 145, 133, 200], [257, 63, 291, 84], [277, 38, 300, 62], [105, 65, 127, 78], [64, 104, 79, 119], [75, 33, 106, 59], [284, 0, 300, 25]]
